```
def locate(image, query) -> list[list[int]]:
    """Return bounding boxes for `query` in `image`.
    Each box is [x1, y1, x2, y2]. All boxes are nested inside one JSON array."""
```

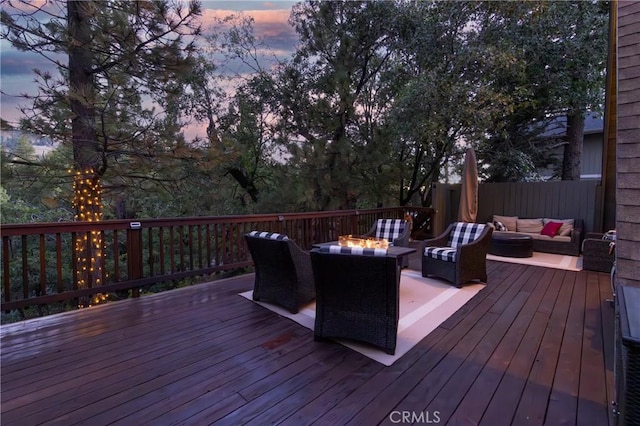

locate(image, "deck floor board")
[[1, 248, 614, 425]]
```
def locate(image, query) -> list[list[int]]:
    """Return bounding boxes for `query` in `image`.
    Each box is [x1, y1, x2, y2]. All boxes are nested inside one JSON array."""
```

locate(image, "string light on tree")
[[71, 168, 107, 307]]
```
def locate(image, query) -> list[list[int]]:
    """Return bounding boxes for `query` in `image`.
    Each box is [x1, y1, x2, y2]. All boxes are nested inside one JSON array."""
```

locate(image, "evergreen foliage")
[[1, 0, 609, 220]]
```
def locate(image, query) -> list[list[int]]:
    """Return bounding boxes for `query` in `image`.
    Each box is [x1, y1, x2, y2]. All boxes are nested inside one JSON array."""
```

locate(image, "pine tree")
[[2, 0, 202, 296]]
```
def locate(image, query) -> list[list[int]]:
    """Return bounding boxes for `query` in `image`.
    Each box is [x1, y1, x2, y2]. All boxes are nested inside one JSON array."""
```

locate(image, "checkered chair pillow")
[[248, 231, 289, 240], [423, 222, 488, 262], [447, 223, 487, 248], [424, 247, 457, 262], [318, 245, 388, 257], [374, 219, 406, 242]]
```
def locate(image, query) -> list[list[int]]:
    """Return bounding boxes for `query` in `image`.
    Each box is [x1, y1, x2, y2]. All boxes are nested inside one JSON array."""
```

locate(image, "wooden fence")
[[1, 207, 434, 313], [432, 180, 603, 236]]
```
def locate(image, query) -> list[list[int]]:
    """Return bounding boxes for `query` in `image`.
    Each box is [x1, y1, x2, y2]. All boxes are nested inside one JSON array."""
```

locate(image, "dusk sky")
[[0, 1, 300, 129]]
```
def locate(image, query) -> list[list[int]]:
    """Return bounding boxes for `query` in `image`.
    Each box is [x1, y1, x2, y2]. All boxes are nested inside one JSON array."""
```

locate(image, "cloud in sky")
[[0, 1, 299, 127], [0, 50, 57, 76], [199, 3, 298, 53]]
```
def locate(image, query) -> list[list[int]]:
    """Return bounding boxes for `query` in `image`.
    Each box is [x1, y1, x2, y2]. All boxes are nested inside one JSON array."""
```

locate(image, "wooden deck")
[[1, 248, 615, 425]]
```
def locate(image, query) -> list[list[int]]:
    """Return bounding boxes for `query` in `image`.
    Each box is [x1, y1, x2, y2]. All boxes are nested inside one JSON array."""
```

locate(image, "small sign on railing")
[[129, 222, 141, 229]]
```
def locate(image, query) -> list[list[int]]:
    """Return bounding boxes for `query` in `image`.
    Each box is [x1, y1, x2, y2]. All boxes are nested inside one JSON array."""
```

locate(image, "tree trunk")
[[68, 0, 101, 222], [68, 1, 98, 174], [68, 1, 104, 299], [561, 112, 585, 180]]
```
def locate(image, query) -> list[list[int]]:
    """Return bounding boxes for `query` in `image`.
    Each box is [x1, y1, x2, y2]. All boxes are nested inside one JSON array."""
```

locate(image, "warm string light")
[[78, 294, 108, 309], [70, 168, 106, 308]]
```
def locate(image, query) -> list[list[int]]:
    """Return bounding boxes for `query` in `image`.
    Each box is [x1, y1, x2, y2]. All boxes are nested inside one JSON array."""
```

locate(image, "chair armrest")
[[582, 237, 613, 253], [289, 242, 314, 285], [585, 232, 604, 240], [421, 222, 458, 252], [360, 224, 376, 239], [392, 226, 411, 247], [457, 228, 493, 257], [421, 234, 449, 252], [571, 220, 583, 244]]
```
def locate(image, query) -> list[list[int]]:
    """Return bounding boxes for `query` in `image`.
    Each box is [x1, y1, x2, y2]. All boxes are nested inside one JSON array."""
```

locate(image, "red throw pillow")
[[540, 221, 563, 237]]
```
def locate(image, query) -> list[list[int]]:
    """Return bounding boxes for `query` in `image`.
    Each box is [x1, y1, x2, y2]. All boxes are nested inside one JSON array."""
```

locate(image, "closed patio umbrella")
[[458, 147, 478, 223]]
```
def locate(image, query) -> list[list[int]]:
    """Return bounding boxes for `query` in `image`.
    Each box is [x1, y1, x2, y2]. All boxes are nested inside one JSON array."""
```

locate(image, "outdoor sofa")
[[489, 215, 583, 256]]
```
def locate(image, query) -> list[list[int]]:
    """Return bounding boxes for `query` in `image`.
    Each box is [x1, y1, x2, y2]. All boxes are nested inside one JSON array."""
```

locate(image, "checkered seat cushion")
[[424, 223, 488, 262], [317, 245, 388, 257], [248, 231, 289, 240], [374, 219, 406, 245]]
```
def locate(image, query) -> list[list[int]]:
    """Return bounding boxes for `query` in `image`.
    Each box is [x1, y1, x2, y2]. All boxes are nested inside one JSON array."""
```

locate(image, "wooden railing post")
[[127, 222, 143, 298]]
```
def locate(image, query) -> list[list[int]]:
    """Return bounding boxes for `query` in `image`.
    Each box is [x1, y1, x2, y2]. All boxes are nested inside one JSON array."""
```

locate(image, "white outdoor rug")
[[487, 251, 582, 271], [239, 270, 484, 366]]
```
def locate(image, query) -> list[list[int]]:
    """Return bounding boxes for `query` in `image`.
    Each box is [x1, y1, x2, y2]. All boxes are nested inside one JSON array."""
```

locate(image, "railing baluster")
[[159, 227, 166, 275], [147, 227, 154, 276], [177, 226, 184, 272], [100, 230, 107, 287], [188, 225, 194, 271], [71, 232, 78, 291], [113, 229, 120, 283], [85, 231, 93, 289], [196, 225, 203, 270], [169, 227, 176, 273], [56, 233, 63, 293], [222, 224, 228, 266], [205, 225, 211, 268], [214, 223, 220, 268], [233, 224, 240, 263], [21, 235, 28, 299], [3, 236, 11, 306], [39, 234, 46, 296]]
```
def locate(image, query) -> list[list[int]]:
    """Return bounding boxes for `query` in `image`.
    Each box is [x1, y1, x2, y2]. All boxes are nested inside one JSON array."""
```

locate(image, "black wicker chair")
[[582, 232, 615, 272], [244, 231, 315, 314], [310, 245, 400, 355], [421, 222, 493, 288], [361, 219, 411, 267]]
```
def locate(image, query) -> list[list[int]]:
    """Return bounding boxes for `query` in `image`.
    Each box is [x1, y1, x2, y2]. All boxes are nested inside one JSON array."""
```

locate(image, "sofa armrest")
[[570, 219, 583, 252], [571, 220, 583, 242]]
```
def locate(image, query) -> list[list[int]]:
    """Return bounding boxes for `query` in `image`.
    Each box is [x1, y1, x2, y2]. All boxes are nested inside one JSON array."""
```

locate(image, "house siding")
[[616, 1, 640, 287], [583, 133, 603, 177]]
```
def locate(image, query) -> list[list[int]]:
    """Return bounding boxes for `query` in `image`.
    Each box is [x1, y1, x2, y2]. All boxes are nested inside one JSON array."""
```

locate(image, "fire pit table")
[[313, 237, 415, 267]]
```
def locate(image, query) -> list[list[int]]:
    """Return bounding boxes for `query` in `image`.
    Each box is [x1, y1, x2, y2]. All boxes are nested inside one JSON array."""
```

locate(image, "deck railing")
[[1, 207, 434, 312]]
